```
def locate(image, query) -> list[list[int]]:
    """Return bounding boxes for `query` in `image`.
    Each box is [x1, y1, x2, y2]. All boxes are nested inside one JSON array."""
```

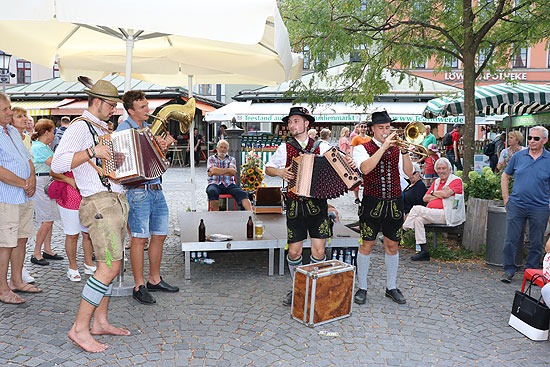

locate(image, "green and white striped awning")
[[423, 83, 550, 118]]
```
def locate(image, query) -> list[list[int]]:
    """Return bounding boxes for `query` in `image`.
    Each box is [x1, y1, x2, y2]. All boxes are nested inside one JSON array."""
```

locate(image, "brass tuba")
[[148, 97, 196, 138]]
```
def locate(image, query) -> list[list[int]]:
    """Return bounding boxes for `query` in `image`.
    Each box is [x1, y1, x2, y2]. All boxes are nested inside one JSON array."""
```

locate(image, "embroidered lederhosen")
[[284, 138, 330, 244], [358, 140, 404, 242]]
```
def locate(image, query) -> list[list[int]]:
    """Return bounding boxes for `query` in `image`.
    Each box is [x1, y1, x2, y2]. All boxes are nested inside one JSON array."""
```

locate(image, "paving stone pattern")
[[0, 167, 547, 366]]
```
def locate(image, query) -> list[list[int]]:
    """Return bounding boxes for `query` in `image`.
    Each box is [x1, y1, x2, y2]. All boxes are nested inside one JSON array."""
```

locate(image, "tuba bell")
[[148, 97, 196, 138]]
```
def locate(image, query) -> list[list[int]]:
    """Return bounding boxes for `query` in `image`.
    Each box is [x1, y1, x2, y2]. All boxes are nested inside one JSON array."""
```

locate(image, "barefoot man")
[[52, 80, 130, 352]]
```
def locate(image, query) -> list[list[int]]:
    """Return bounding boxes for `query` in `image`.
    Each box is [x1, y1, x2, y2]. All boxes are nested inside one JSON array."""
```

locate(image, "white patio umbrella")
[[0, 0, 303, 211]]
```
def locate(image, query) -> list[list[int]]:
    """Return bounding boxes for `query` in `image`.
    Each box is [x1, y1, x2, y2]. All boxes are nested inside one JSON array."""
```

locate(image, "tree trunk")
[[462, 51, 476, 181], [462, 0, 476, 182]]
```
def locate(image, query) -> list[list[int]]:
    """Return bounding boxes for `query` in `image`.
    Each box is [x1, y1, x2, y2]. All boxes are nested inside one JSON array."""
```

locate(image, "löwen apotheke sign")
[[236, 114, 465, 124], [444, 71, 527, 82]]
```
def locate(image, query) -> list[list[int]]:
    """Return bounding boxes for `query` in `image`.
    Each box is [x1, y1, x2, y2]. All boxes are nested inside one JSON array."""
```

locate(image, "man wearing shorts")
[[352, 110, 413, 305], [117, 90, 179, 305], [206, 140, 252, 211], [52, 80, 130, 353], [0, 91, 39, 304], [266, 107, 336, 306]]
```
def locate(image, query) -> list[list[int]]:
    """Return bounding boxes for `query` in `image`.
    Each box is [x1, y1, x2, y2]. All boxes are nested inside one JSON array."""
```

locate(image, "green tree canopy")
[[281, 0, 550, 179]]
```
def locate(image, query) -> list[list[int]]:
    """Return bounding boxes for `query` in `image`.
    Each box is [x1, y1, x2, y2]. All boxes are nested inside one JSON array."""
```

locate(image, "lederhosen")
[[285, 138, 330, 244], [358, 140, 404, 242]]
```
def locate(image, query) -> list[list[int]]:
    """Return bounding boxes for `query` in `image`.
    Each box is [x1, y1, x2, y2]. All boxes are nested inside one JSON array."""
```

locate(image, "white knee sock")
[[287, 255, 303, 279], [357, 253, 371, 290], [386, 253, 399, 290]]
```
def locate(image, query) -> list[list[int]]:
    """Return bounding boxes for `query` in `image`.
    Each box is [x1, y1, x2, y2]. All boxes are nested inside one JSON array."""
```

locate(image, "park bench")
[[424, 223, 464, 249]]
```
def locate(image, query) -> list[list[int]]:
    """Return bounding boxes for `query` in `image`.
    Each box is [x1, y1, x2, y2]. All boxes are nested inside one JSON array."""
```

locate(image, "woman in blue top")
[[30, 119, 61, 266]]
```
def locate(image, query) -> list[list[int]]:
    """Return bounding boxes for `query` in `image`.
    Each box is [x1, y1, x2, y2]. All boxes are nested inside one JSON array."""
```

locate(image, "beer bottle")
[[198, 219, 206, 242], [247, 216, 254, 239]]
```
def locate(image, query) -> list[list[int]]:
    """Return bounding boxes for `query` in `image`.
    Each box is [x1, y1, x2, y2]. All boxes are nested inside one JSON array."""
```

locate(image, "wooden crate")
[[253, 187, 283, 214], [291, 260, 355, 327]]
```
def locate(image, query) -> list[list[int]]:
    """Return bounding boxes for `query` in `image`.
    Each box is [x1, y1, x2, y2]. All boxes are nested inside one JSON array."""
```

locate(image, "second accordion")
[[288, 147, 362, 199], [99, 127, 169, 186]]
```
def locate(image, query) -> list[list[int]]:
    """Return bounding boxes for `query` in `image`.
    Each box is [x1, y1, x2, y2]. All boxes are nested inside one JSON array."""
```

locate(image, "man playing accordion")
[[352, 110, 413, 305], [266, 107, 332, 306]]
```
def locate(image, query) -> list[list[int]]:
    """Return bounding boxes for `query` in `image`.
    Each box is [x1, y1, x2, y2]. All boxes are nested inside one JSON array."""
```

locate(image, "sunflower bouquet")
[[240, 149, 264, 192]]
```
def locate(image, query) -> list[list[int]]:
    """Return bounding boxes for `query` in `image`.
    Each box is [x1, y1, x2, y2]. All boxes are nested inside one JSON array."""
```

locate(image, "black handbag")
[[508, 274, 550, 341]]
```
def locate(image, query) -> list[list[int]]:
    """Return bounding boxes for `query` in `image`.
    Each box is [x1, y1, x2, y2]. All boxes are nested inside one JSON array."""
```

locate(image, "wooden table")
[[178, 211, 360, 279]]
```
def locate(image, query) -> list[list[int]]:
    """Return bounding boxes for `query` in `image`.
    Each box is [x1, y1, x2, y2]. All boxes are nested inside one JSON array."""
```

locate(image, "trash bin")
[[485, 204, 523, 267]]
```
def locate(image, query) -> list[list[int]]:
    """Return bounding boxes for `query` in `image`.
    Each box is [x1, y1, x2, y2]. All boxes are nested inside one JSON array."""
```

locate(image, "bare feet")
[[68, 325, 108, 353], [91, 322, 131, 336]]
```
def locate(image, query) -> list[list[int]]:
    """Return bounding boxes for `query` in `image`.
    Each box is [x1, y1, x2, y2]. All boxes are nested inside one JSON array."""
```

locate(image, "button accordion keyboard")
[[287, 147, 362, 199]]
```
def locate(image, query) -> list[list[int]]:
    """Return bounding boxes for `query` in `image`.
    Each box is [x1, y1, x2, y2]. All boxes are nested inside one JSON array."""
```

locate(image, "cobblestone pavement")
[[1, 167, 548, 366]]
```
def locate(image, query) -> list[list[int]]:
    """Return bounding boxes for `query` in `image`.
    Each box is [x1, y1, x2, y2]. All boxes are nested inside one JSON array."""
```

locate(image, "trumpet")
[[390, 121, 429, 159]]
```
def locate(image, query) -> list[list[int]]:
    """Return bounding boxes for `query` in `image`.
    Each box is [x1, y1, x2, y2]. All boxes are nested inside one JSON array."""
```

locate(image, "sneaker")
[[282, 290, 293, 306], [501, 273, 514, 283], [22, 267, 35, 283]]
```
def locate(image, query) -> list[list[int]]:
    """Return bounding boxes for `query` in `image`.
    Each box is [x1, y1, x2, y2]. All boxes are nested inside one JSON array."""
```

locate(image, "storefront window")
[[512, 48, 528, 68]]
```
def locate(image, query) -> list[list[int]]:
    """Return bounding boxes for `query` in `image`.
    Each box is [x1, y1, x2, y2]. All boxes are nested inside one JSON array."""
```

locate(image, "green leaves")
[[465, 166, 503, 200]]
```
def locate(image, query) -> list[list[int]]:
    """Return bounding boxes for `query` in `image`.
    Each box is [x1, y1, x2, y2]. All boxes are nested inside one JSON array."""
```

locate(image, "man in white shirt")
[[266, 107, 333, 306], [52, 80, 130, 353], [352, 110, 413, 305]]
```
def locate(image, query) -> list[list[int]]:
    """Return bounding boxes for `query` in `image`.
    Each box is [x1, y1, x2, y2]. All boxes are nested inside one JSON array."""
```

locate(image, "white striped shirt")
[[51, 111, 123, 197], [0, 124, 32, 204]]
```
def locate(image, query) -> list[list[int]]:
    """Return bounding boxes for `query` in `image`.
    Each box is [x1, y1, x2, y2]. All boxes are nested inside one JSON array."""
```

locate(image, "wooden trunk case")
[[291, 260, 355, 327]]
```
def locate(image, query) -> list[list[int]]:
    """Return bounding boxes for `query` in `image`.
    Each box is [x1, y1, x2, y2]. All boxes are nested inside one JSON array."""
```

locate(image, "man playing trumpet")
[[352, 110, 413, 305]]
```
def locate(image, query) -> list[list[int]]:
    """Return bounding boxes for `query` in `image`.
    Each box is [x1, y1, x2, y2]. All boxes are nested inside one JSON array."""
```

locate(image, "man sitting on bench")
[[403, 158, 465, 261], [206, 140, 252, 211]]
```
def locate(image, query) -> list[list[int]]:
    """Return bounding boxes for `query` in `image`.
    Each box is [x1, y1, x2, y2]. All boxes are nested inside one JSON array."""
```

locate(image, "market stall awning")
[[206, 101, 491, 124], [423, 83, 550, 118], [10, 99, 74, 116]]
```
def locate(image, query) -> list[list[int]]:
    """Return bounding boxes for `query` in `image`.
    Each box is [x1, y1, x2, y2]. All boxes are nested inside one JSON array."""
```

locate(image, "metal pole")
[[112, 32, 137, 297], [188, 75, 196, 211], [122, 32, 134, 121]]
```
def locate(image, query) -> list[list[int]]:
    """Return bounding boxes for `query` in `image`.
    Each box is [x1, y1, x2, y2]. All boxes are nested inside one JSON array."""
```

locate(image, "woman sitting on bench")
[[403, 158, 465, 261]]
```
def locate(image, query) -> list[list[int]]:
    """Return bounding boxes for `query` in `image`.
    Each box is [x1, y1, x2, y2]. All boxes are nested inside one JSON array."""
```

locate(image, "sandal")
[[0, 291, 25, 304], [11, 283, 42, 293], [67, 268, 81, 282], [83, 263, 96, 275]]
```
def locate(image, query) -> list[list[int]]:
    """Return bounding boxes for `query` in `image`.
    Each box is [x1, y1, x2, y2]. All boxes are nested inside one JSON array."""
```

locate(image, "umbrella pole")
[[122, 33, 134, 121], [113, 31, 137, 296], [188, 75, 197, 212]]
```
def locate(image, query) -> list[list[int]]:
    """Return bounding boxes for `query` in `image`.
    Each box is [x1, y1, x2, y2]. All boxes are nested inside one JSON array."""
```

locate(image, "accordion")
[[288, 147, 362, 199], [98, 127, 169, 186]]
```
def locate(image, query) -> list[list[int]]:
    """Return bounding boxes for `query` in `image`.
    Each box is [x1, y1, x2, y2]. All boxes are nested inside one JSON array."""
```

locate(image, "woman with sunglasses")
[[501, 126, 550, 284]]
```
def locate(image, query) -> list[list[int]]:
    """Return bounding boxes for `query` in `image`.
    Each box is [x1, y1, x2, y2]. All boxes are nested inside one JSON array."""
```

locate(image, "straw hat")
[[84, 80, 122, 103]]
